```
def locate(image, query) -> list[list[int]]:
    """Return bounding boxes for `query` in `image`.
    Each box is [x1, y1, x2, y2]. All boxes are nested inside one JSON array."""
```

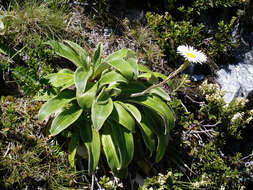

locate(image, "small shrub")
[[146, 1, 241, 66], [199, 80, 253, 139]]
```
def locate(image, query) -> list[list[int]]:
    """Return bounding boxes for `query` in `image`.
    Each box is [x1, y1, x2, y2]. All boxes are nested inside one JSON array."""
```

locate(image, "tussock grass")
[[1, 0, 67, 46]]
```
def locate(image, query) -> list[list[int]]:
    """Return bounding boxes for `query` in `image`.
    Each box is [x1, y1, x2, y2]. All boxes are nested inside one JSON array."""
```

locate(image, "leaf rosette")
[[38, 40, 175, 177]]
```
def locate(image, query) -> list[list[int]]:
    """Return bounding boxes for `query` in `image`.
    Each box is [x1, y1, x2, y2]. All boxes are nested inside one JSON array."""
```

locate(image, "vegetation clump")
[[0, 97, 78, 189], [1, 0, 253, 189]]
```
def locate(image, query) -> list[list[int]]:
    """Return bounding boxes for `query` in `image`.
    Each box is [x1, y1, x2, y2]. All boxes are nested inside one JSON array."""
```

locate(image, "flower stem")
[[130, 61, 189, 98]]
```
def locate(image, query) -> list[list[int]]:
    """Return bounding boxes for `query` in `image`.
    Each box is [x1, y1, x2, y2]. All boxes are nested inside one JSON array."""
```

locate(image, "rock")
[[215, 61, 253, 103]]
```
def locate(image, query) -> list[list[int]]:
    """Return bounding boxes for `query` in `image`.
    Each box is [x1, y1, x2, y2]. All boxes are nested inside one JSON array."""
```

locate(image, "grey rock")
[[216, 61, 253, 103]]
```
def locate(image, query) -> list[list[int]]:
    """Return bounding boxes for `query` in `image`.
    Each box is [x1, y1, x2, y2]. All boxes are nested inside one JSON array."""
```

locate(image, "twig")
[[190, 129, 215, 134], [200, 121, 221, 128], [240, 151, 253, 161], [185, 94, 203, 104], [91, 173, 95, 190], [180, 100, 189, 113], [3, 142, 11, 157]]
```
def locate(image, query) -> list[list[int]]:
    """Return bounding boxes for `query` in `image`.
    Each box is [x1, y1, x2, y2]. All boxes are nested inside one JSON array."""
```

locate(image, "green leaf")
[[68, 130, 79, 168], [150, 87, 171, 102], [75, 66, 92, 94], [99, 71, 128, 88], [104, 48, 129, 63], [117, 102, 141, 123], [138, 64, 167, 80], [141, 108, 168, 162], [45, 69, 74, 90], [93, 43, 103, 71], [118, 81, 147, 97], [109, 120, 134, 169], [102, 121, 134, 172], [46, 40, 84, 67], [105, 58, 134, 80], [80, 118, 101, 174], [101, 123, 121, 171], [110, 102, 135, 132], [91, 88, 113, 131], [77, 83, 98, 109], [138, 73, 159, 84], [64, 40, 89, 69], [153, 72, 167, 80], [126, 50, 139, 78], [129, 95, 175, 134], [155, 133, 167, 163], [138, 64, 152, 73], [138, 114, 156, 154], [92, 63, 110, 80], [38, 90, 75, 121], [50, 103, 83, 136]]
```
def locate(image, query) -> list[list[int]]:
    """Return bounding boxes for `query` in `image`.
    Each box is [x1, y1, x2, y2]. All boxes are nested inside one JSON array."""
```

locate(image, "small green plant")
[[146, 2, 241, 65], [38, 40, 176, 177], [192, 0, 244, 14], [146, 12, 205, 64], [199, 80, 253, 139]]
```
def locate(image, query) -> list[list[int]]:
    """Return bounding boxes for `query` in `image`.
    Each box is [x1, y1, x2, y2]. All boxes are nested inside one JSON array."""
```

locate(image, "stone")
[[216, 60, 253, 103]]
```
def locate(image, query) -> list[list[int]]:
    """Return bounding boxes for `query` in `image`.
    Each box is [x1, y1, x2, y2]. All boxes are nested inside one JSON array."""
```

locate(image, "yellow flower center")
[[186, 52, 196, 58]]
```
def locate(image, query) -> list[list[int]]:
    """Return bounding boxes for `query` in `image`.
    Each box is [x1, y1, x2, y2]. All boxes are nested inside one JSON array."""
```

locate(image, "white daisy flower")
[[177, 45, 207, 64]]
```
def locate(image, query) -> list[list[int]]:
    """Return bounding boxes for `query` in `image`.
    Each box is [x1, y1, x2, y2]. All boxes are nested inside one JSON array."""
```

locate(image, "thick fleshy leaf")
[[101, 123, 121, 171], [138, 114, 156, 154], [138, 64, 167, 80], [75, 66, 92, 94], [104, 48, 129, 63], [137, 73, 159, 84], [68, 130, 79, 168], [117, 102, 141, 123], [64, 40, 89, 69], [141, 108, 168, 162], [155, 133, 168, 163], [128, 95, 175, 134], [93, 43, 103, 71], [102, 121, 134, 171], [91, 88, 113, 131], [92, 62, 110, 80], [153, 72, 167, 80], [38, 90, 75, 121], [142, 108, 164, 135], [126, 50, 138, 78], [118, 81, 147, 97], [138, 64, 152, 73], [109, 120, 134, 169], [80, 118, 101, 174], [105, 58, 134, 80], [99, 71, 128, 88], [110, 102, 135, 132], [46, 40, 84, 67], [49, 103, 83, 136], [45, 69, 74, 90], [150, 87, 171, 102], [77, 83, 98, 109]]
